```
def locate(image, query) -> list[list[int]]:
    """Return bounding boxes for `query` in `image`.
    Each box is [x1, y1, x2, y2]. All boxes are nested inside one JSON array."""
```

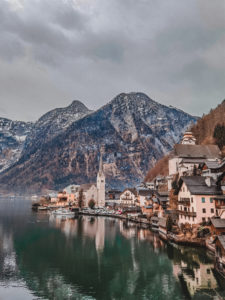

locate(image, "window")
[[192, 207, 194, 212], [202, 217, 206, 222], [202, 208, 206, 213], [192, 217, 195, 221], [210, 198, 213, 203], [191, 197, 193, 203], [211, 208, 214, 213], [202, 197, 205, 203], [207, 269, 210, 274]]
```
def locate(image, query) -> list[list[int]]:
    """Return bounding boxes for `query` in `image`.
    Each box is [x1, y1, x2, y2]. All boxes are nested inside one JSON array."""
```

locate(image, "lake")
[[0, 197, 224, 300]]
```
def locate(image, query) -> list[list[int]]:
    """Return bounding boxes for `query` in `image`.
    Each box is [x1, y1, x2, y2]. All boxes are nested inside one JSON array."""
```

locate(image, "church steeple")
[[98, 146, 104, 176], [97, 146, 105, 207]]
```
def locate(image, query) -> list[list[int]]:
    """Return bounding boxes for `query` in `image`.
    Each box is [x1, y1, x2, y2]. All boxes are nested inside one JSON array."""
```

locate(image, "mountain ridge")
[[0, 92, 197, 193]]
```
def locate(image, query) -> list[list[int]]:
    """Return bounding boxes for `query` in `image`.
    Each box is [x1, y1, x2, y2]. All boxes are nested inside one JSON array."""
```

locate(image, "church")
[[65, 148, 106, 207]]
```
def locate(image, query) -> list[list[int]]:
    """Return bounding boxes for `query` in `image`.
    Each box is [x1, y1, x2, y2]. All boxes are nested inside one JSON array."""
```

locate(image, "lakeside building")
[[210, 218, 225, 236], [168, 131, 221, 190], [199, 159, 225, 180], [119, 188, 138, 207], [105, 189, 121, 207], [177, 176, 222, 225]]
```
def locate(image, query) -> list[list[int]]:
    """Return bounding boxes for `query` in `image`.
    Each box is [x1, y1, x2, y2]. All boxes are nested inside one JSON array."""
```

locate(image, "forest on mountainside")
[[145, 99, 225, 182], [191, 99, 225, 152]]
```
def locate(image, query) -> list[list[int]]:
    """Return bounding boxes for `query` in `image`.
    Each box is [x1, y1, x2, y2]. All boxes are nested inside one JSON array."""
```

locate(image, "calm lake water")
[[0, 198, 225, 300]]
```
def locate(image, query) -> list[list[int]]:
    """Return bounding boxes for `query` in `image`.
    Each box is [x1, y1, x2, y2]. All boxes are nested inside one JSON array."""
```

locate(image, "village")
[[33, 131, 225, 279]]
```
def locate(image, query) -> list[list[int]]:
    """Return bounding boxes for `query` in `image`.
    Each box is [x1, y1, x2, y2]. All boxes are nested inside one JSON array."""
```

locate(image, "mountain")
[[22, 100, 92, 159], [0, 118, 33, 173], [0, 92, 197, 193], [0, 101, 92, 175]]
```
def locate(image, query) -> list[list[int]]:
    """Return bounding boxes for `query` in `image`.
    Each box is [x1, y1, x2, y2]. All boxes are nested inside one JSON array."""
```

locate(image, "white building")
[[177, 176, 222, 225], [168, 131, 221, 190], [96, 147, 105, 207], [119, 189, 138, 207]]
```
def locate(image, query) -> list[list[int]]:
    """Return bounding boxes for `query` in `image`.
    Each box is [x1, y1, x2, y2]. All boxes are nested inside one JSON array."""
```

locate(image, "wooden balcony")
[[215, 204, 225, 210], [178, 198, 191, 206], [178, 210, 196, 217]]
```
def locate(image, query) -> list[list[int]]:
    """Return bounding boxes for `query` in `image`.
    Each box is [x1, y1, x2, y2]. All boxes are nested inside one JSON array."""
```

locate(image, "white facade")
[[96, 148, 105, 207], [119, 189, 137, 206], [178, 182, 216, 225], [181, 131, 196, 145]]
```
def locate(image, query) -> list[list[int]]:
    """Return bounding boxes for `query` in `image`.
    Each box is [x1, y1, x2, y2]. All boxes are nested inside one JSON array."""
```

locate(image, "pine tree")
[[213, 124, 225, 149]]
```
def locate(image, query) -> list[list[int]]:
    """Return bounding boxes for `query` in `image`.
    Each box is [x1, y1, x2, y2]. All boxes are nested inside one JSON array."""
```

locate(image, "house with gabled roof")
[[168, 131, 221, 190], [177, 176, 222, 225], [119, 188, 138, 207]]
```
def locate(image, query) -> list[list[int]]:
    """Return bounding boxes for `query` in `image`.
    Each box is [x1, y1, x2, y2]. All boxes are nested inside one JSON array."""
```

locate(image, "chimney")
[[205, 177, 212, 187]]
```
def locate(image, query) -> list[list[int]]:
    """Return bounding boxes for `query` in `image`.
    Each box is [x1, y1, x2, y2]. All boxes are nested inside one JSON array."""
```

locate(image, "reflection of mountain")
[[0, 205, 224, 300], [13, 217, 183, 299]]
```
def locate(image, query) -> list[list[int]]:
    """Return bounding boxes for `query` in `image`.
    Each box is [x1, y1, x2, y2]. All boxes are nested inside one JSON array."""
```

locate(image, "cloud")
[[0, 0, 225, 121]]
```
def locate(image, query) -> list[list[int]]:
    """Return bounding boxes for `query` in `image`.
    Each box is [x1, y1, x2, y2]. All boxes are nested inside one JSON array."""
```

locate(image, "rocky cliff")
[[0, 93, 197, 193], [0, 118, 33, 173]]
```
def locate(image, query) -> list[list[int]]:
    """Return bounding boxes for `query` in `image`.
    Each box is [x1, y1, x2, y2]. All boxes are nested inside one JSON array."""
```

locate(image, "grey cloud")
[[0, 0, 224, 121]]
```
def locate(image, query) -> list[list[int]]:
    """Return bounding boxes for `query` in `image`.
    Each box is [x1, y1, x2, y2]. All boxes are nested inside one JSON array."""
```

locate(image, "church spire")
[[98, 146, 104, 175]]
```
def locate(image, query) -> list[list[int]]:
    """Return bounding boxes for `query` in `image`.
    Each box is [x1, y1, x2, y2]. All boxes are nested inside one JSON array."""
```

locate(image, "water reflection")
[[0, 198, 224, 299]]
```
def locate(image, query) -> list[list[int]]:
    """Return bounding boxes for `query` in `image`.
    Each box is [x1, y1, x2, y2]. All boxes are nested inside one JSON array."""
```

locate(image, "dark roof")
[[211, 218, 225, 229], [79, 183, 96, 191], [205, 160, 225, 170], [138, 189, 152, 196], [218, 236, 225, 250], [180, 176, 222, 195], [181, 158, 206, 164], [173, 144, 220, 159], [121, 188, 138, 196]]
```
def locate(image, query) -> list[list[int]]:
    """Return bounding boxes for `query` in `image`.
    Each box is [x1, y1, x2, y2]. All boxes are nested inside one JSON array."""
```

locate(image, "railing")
[[215, 205, 225, 209], [178, 210, 196, 217], [178, 198, 191, 206]]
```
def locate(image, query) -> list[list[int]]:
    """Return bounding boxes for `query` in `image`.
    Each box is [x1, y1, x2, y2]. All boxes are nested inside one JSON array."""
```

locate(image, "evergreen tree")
[[88, 199, 95, 209], [213, 124, 225, 149]]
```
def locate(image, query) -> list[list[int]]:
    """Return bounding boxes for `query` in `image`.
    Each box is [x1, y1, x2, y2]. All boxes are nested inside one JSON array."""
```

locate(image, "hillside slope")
[[191, 100, 225, 147], [0, 92, 197, 193], [145, 99, 225, 182], [0, 118, 33, 173]]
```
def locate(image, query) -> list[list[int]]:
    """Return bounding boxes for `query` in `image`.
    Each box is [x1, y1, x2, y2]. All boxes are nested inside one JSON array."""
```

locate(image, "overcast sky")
[[0, 0, 225, 121]]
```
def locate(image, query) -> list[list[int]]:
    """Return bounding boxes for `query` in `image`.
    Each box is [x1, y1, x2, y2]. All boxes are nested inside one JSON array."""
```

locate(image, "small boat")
[[38, 206, 48, 211], [52, 208, 74, 217]]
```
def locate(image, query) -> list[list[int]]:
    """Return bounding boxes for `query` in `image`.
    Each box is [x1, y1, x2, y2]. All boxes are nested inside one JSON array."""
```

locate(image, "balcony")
[[215, 204, 225, 210], [178, 198, 191, 206], [178, 210, 196, 217]]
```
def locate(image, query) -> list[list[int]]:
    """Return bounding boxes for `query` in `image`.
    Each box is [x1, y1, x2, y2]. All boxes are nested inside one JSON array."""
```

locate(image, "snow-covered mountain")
[[0, 118, 33, 173], [22, 100, 92, 160], [0, 101, 92, 174], [0, 92, 197, 193]]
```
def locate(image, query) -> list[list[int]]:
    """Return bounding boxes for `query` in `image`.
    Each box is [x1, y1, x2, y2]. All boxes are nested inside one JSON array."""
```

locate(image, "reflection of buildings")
[[95, 218, 105, 252], [49, 215, 106, 252], [173, 258, 217, 297]]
